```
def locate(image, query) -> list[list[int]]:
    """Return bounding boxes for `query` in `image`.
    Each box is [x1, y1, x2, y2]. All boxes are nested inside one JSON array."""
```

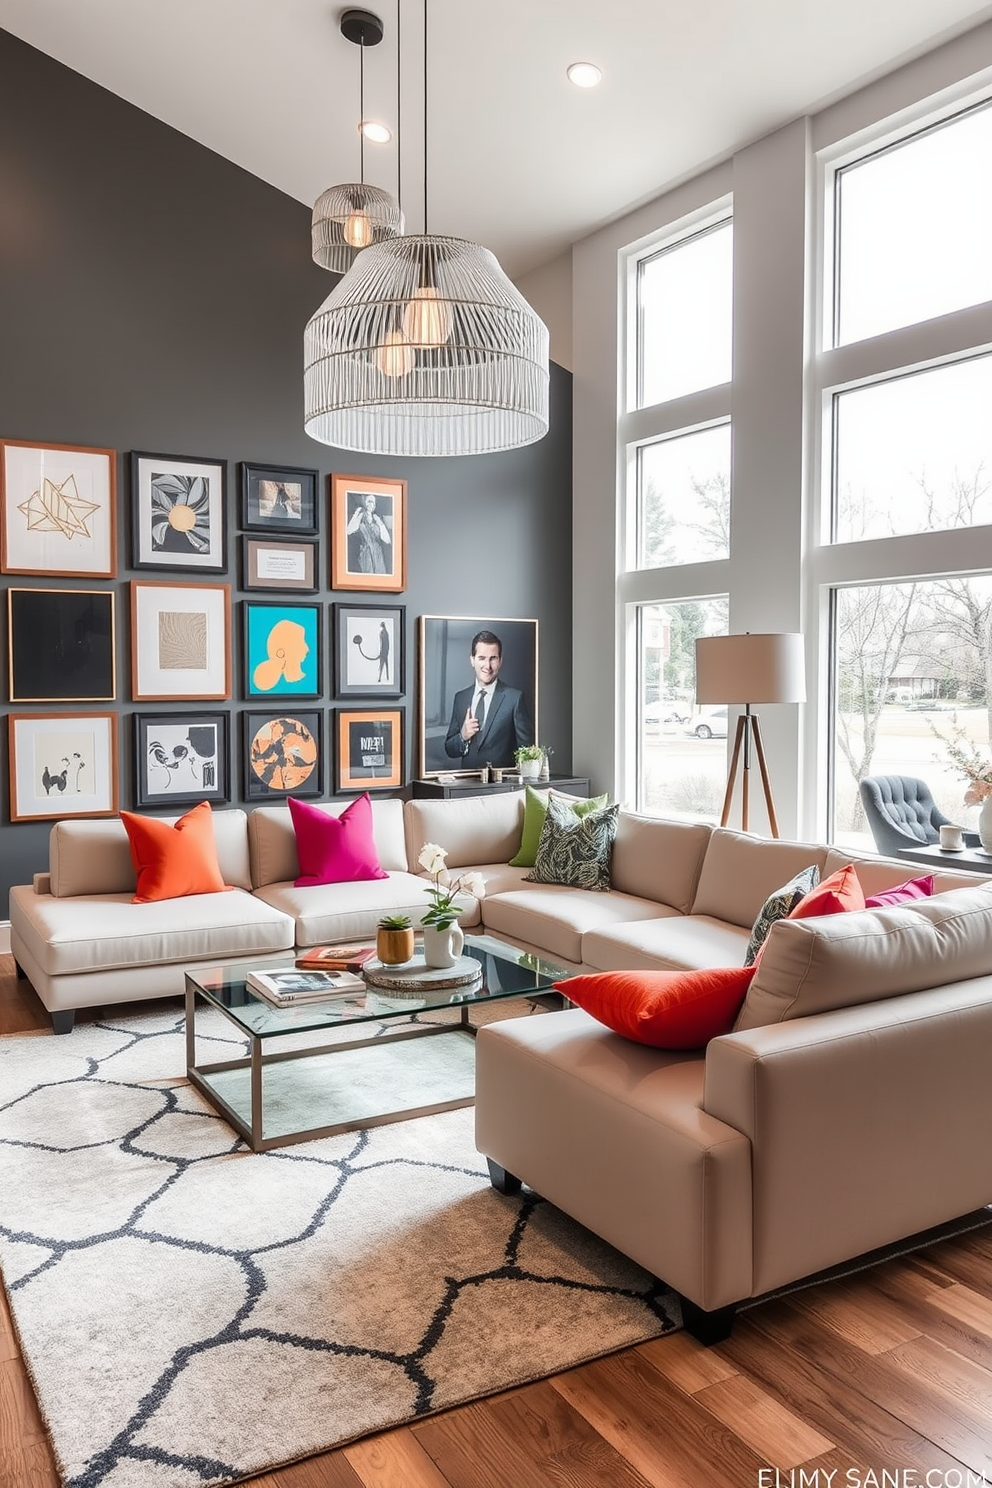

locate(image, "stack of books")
[[246, 967, 366, 1007], [293, 943, 377, 973]]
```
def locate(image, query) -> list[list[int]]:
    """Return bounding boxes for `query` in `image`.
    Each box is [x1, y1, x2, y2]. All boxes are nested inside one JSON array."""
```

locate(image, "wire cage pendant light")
[[304, 0, 549, 457], [311, 9, 404, 275], [304, 234, 549, 456]]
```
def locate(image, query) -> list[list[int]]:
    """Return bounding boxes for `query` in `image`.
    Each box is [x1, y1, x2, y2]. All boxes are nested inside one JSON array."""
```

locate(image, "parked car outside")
[[683, 706, 728, 739], [643, 698, 691, 730]]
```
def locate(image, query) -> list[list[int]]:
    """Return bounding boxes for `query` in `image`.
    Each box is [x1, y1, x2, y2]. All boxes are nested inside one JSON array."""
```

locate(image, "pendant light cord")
[[423, 0, 428, 233], [359, 28, 366, 185], [396, 0, 402, 213]]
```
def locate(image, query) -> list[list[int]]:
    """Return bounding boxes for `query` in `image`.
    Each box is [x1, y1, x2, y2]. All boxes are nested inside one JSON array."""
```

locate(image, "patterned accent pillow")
[[524, 796, 619, 892], [743, 865, 819, 967]]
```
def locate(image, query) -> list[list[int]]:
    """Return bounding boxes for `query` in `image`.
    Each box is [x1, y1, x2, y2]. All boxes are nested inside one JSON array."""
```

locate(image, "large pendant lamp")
[[311, 9, 404, 276], [304, 1, 549, 457]]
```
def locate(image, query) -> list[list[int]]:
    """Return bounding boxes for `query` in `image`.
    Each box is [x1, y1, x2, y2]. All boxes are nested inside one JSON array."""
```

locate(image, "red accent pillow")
[[788, 863, 865, 921], [288, 792, 388, 887], [557, 966, 757, 1049], [864, 874, 935, 907], [120, 800, 231, 904]]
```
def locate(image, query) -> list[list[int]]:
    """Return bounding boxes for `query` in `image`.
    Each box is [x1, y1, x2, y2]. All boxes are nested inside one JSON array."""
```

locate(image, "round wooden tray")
[[362, 954, 483, 994]]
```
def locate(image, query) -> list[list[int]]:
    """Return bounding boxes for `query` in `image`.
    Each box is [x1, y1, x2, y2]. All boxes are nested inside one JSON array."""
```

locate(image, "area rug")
[[0, 1009, 679, 1488]]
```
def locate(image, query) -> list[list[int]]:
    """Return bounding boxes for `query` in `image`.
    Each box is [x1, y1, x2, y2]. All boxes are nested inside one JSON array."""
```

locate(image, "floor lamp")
[[694, 633, 806, 838]]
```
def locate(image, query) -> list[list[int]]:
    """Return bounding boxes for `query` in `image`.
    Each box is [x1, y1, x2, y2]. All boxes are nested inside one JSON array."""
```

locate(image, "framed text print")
[[331, 473, 406, 593], [131, 581, 231, 701], [8, 587, 116, 702], [242, 536, 318, 593], [336, 708, 403, 791], [133, 711, 230, 809], [130, 451, 227, 572], [8, 712, 118, 822], [1, 440, 117, 577]]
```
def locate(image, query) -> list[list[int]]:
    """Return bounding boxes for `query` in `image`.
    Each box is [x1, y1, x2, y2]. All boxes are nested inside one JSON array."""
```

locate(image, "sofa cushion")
[[735, 882, 992, 1031], [691, 830, 830, 928], [508, 786, 609, 868], [121, 801, 231, 904], [563, 966, 756, 1049], [249, 799, 407, 888], [525, 798, 619, 891], [288, 792, 387, 886], [482, 884, 667, 966], [583, 914, 751, 973], [610, 815, 712, 915], [403, 793, 525, 872], [864, 873, 934, 907], [48, 810, 253, 897], [252, 871, 467, 948], [9, 885, 293, 976], [744, 865, 819, 967]]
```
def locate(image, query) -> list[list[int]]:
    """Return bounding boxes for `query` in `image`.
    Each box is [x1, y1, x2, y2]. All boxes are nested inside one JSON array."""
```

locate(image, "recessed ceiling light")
[[567, 62, 602, 89], [360, 119, 392, 143]]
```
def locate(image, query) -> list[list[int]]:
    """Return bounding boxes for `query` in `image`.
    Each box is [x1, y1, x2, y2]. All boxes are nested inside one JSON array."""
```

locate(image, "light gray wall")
[[514, 251, 574, 372]]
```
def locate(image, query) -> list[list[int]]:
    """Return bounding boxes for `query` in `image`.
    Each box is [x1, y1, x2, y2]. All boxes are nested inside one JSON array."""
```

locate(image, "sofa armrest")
[[704, 977, 992, 1295], [33, 872, 52, 895]]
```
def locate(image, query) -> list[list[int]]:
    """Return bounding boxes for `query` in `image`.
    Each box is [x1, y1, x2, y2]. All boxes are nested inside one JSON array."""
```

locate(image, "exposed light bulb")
[[343, 209, 374, 249], [360, 119, 392, 143], [374, 329, 415, 379], [403, 286, 452, 349], [567, 61, 602, 88]]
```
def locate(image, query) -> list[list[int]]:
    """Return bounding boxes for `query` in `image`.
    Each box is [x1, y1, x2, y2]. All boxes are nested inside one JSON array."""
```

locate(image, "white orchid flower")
[[460, 872, 486, 899], [418, 843, 447, 876]]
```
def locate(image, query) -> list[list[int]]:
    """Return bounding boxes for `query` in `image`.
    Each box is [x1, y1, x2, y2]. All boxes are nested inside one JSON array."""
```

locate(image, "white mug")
[[939, 824, 965, 851]]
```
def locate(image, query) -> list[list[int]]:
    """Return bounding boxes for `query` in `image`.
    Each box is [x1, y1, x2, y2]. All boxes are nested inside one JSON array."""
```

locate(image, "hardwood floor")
[[3, 956, 992, 1488]]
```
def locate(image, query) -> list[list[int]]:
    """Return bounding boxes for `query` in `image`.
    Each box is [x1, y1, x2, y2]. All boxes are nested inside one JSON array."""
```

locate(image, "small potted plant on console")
[[515, 744, 546, 782]]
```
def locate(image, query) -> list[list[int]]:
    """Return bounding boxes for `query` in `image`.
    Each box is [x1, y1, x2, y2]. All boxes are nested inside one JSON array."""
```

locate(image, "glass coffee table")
[[184, 934, 572, 1152]]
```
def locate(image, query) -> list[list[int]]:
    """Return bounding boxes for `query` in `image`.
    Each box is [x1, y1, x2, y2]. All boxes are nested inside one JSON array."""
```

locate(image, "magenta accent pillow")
[[864, 874, 935, 908], [288, 793, 388, 887]]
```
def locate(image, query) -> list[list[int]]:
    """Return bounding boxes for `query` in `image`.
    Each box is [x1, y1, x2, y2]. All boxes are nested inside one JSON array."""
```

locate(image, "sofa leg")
[[14, 960, 27, 980], [679, 1296, 737, 1346], [486, 1157, 522, 1195], [51, 1009, 76, 1035]]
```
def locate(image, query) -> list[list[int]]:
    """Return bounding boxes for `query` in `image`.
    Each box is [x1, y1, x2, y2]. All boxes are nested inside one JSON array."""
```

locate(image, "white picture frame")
[[8, 712, 118, 822], [1, 440, 117, 577]]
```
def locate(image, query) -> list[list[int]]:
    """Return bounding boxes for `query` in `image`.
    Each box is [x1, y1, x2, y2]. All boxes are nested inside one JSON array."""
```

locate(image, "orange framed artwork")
[[330, 474, 406, 593]]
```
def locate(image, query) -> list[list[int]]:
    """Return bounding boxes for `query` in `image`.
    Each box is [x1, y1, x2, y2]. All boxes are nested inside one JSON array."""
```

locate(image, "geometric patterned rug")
[[0, 1009, 680, 1488]]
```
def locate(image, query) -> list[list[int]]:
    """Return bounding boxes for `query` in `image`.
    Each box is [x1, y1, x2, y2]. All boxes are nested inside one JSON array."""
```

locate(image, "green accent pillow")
[[509, 786, 609, 868]]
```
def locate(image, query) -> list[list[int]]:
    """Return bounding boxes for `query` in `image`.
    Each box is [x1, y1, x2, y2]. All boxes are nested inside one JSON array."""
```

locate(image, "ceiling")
[[2, 0, 991, 279]]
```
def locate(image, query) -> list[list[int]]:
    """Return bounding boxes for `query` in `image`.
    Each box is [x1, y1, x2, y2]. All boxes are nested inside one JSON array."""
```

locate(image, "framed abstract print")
[[242, 536, 318, 593], [335, 708, 403, 791], [241, 463, 318, 535], [333, 602, 405, 699], [8, 712, 118, 822], [1, 440, 116, 578], [133, 711, 230, 809], [242, 709, 323, 800], [330, 473, 406, 593], [8, 587, 116, 702], [130, 451, 227, 572], [243, 600, 321, 700], [131, 581, 231, 701]]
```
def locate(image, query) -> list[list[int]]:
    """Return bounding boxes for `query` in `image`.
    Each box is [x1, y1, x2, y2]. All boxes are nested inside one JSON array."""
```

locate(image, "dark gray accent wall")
[[0, 29, 572, 910]]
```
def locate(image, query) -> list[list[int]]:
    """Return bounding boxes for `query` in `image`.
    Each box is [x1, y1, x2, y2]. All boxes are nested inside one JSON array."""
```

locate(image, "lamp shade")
[[303, 233, 550, 457], [311, 183, 405, 274], [695, 633, 806, 705]]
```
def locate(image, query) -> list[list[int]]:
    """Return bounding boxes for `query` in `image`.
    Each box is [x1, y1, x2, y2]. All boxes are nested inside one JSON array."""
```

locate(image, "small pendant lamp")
[[311, 9, 404, 276], [304, 0, 549, 457]]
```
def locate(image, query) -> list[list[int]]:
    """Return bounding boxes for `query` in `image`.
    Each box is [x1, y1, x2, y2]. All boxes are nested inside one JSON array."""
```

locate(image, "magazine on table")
[[294, 943, 377, 972], [246, 967, 367, 1005]]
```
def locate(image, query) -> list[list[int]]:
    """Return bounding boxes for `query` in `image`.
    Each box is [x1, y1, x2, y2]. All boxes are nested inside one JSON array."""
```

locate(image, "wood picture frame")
[[242, 709, 324, 800], [243, 599, 322, 700], [330, 473, 406, 593], [418, 615, 538, 777], [241, 462, 319, 535], [131, 581, 231, 701], [1, 440, 117, 578], [333, 602, 405, 699], [8, 711, 118, 821], [130, 450, 227, 572], [242, 536, 318, 593], [335, 707, 404, 791], [8, 587, 116, 702], [133, 711, 230, 809]]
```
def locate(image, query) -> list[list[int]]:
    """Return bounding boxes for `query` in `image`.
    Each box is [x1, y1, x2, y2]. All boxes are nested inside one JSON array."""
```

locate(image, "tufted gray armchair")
[[858, 774, 979, 857]]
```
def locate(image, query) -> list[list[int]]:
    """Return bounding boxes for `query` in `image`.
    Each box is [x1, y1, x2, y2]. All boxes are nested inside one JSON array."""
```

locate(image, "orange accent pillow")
[[120, 800, 232, 904], [558, 966, 757, 1049], [788, 863, 865, 921]]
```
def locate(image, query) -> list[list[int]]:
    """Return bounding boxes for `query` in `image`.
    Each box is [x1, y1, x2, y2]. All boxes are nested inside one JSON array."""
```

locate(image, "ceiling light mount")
[[339, 8, 384, 47], [567, 61, 603, 88]]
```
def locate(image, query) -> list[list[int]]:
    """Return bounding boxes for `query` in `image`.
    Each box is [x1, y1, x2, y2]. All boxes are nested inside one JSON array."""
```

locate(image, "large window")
[[637, 220, 733, 407], [637, 424, 731, 567], [636, 598, 728, 819]]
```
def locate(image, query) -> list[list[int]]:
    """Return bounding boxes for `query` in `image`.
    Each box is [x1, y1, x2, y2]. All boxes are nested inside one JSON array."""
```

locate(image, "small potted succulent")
[[376, 914, 415, 966], [515, 744, 546, 781]]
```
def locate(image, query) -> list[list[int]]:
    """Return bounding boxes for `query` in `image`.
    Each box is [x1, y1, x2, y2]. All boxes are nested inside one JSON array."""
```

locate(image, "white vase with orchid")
[[935, 724, 992, 851], [417, 843, 486, 967]]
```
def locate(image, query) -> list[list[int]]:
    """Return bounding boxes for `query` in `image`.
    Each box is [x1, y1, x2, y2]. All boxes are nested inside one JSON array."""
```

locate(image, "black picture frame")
[[242, 708, 324, 800], [241, 535, 318, 592], [130, 450, 228, 573], [335, 707, 404, 792], [133, 711, 230, 809], [243, 599, 322, 701], [8, 586, 116, 702], [418, 614, 539, 777], [333, 602, 405, 699], [240, 462, 319, 535]]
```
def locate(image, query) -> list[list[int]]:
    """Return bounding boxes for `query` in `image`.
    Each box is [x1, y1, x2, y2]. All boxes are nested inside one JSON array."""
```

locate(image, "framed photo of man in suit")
[[418, 615, 538, 777]]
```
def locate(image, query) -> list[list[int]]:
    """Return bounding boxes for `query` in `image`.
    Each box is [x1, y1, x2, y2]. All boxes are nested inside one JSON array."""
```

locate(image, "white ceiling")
[[2, 0, 992, 279]]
